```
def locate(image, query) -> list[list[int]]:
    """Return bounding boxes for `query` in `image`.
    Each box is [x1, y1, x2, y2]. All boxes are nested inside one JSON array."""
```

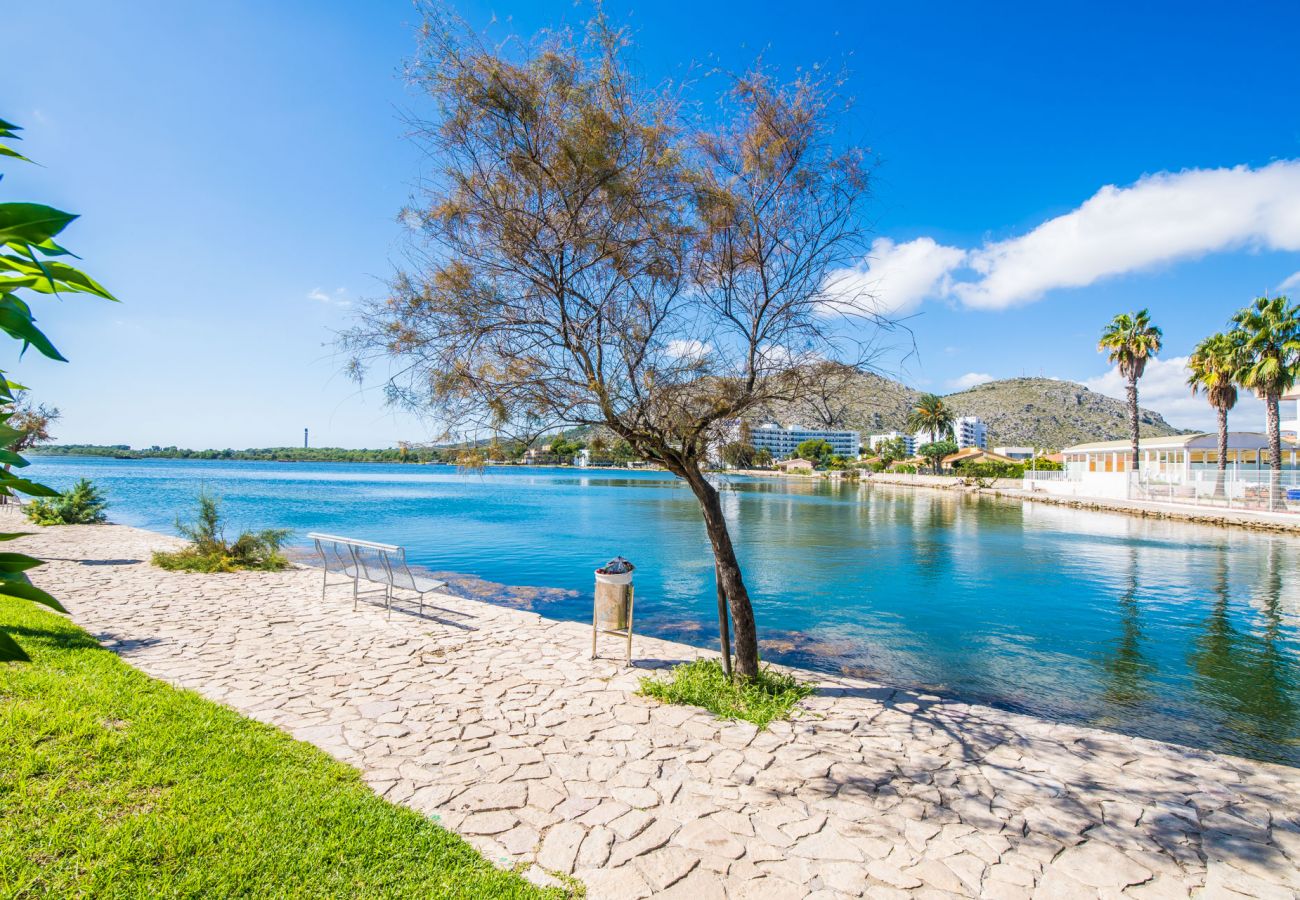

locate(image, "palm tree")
[[1187, 331, 1245, 495], [1231, 295, 1300, 502], [906, 393, 955, 473], [1098, 310, 1163, 474]]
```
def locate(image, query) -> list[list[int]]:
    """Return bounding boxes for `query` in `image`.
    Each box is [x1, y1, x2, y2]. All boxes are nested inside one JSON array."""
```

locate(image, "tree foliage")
[[917, 439, 958, 473], [905, 393, 955, 444], [873, 436, 909, 464], [1230, 295, 1300, 484], [1187, 330, 1246, 488], [0, 118, 115, 661], [5, 389, 58, 456], [345, 6, 889, 678], [1098, 309, 1162, 472], [719, 441, 757, 469], [794, 438, 834, 465]]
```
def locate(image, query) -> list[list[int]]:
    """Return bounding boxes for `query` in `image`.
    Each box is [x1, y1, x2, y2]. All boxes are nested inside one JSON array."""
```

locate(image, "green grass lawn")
[[0, 598, 560, 899]]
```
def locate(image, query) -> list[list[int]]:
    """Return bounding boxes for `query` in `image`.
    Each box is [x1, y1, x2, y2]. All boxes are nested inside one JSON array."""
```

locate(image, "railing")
[[1131, 471, 1300, 514], [1021, 470, 1071, 482]]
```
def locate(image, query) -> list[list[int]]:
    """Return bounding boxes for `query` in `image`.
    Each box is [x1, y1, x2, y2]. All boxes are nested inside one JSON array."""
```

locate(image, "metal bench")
[[307, 532, 447, 616]]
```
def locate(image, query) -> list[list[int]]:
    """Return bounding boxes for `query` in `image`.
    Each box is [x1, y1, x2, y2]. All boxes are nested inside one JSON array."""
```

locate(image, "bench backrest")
[[307, 532, 412, 586]]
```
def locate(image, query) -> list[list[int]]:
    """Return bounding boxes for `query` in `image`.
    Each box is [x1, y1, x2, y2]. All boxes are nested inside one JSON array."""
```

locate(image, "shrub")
[[639, 658, 813, 728], [152, 493, 290, 573], [958, 461, 1025, 480], [24, 479, 108, 525]]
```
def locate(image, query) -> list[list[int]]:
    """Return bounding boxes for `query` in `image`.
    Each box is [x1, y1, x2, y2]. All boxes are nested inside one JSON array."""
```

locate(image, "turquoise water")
[[27, 455, 1300, 766]]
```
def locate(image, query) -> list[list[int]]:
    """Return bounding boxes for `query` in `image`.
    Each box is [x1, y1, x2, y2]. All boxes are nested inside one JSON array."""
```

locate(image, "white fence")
[[1023, 469, 1300, 514], [1021, 470, 1070, 482]]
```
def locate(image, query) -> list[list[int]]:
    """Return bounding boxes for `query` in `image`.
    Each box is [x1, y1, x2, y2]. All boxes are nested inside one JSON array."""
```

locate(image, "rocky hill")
[[762, 374, 1182, 450]]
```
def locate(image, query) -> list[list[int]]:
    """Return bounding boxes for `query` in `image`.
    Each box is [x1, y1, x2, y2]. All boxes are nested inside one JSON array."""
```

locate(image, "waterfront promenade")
[[22, 524, 1300, 899]]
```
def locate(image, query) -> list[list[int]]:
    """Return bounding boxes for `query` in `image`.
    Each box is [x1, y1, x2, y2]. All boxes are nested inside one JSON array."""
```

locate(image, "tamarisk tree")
[[346, 8, 886, 678]]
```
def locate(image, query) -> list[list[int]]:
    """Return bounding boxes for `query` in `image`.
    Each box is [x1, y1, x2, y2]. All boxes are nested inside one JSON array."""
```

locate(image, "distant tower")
[[304, 428, 309, 449]]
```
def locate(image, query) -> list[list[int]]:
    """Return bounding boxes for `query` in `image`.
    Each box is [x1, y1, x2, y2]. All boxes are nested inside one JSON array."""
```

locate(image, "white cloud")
[[821, 237, 966, 316], [665, 338, 712, 359], [955, 161, 1300, 309], [1083, 355, 1267, 433], [831, 161, 1300, 313], [307, 287, 350, 308], [948, 372, 994, 390]]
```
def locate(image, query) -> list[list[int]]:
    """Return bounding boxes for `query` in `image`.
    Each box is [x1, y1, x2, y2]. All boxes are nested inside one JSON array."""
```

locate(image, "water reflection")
[[1097, 546, 1154, 713], [1190, 543, 1298, 759]]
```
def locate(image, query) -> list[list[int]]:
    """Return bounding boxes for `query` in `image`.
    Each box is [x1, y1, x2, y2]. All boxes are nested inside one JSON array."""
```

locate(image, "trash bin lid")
[[597, 556, 635, 574]]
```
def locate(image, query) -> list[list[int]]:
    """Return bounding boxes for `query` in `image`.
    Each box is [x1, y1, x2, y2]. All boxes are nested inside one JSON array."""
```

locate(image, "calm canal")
[[28, 456, 1300, 765]]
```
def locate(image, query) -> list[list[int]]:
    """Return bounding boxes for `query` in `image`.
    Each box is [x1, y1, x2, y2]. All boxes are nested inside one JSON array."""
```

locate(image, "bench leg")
[[352, 575, 359, 611], [321, 567, 328, 601], [385, 583, 392, 618]]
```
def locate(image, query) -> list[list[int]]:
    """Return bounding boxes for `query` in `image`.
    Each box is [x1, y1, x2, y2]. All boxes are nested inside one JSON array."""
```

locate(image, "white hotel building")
[[913, 415, 988, 451], [868, 431, 916, 456], [747, 422, 861, 460]]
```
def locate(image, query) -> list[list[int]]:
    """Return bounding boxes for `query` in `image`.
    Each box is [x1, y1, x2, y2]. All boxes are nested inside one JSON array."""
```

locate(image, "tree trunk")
[[1215, 404, 1228, 498], [715, 565, 732, 678], [1266, 393, 1282, 509], [1126, 377, 1140, 474], [683, 467, 759, 678]]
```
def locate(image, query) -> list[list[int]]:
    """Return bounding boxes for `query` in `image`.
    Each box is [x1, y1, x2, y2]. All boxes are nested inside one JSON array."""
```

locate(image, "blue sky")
[[7, 1, 1300, 447]]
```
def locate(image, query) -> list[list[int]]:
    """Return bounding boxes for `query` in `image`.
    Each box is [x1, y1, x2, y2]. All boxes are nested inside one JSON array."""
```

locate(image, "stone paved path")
[[20, 524, 1300, 898]]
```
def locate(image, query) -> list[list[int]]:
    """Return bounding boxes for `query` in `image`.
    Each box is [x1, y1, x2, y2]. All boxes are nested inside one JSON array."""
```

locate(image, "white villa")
[[1283, 388, 1299, 442], [1035, 432, 1300, 501]]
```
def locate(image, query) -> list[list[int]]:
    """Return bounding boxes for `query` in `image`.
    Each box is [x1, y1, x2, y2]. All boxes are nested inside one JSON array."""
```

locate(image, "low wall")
[[863, 473, 1023, 491]]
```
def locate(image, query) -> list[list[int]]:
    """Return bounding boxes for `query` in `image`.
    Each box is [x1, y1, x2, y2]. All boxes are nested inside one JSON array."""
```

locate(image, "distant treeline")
[[32, 445, 453, 464]]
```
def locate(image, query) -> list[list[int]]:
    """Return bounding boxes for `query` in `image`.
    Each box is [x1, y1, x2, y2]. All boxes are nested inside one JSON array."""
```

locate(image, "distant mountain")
[[762, 374, 1182, 451]]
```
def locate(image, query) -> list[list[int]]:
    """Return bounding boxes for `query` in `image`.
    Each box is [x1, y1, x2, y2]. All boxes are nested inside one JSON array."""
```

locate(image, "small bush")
[[152, 492, 290, 573], [639, 658, 813, 728], [957, 461, 1025, 480], [24, 478, 108, 525]]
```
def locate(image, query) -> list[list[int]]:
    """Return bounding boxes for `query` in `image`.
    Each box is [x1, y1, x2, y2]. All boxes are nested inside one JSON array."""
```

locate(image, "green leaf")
[[0, 476, 60, 497], [0, 256, 116, 300], [0, 302, 64, 361], [0, 449, 31, 468], [0, 531, 35, 541], [0, 203, 78, 245], [0, 577, 65, 613], [0, 552, 43, 573], [0, 628, 29, 662], [0, 145, 32, 164], [27, 237, 76, 259], [0, 423, 26, 445]]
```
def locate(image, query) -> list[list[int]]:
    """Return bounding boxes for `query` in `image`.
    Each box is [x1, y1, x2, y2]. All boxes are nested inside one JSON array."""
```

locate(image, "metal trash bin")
[[592, 556, 635, 664]]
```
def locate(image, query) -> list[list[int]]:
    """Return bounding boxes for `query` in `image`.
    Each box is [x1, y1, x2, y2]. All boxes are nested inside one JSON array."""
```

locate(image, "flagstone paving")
[[20, 524, 1300, 899]]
